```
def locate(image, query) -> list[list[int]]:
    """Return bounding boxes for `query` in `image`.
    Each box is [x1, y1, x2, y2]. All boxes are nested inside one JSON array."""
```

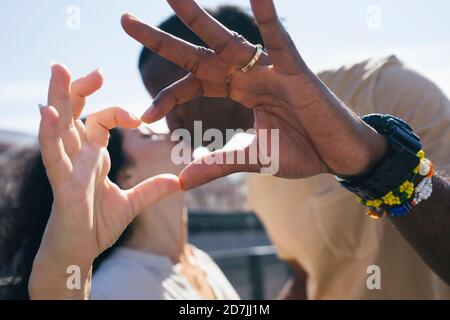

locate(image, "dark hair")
[[138, 5, 264, 71], [0, 129, 129, 299]]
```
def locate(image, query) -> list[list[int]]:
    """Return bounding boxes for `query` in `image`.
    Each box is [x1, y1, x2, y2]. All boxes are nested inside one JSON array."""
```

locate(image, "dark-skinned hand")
[[121, 0, 387, 190]]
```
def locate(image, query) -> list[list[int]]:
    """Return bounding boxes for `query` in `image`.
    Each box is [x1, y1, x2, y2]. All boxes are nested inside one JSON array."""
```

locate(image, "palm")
[[254, 106, 327, 179], [62, 144, 131, 257]]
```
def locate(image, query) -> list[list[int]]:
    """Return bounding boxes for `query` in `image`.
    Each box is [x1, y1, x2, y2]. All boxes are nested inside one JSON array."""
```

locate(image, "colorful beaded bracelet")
[[385, 163, 433, 218], [356, 150, 434, 219]]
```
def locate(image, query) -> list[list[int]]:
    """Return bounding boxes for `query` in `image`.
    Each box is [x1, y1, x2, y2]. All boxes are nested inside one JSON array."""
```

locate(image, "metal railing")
[[211, 246, 290, 300], [189, 212, 291, 300]]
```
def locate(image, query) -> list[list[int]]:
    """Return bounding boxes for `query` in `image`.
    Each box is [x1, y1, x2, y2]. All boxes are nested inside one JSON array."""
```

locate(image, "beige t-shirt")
[[246, 56, 450, 300], [92, 247, 240, 300]]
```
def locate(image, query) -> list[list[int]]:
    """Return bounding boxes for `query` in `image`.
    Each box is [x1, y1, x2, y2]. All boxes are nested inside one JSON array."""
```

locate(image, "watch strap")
[[337, 114, 422, 199]]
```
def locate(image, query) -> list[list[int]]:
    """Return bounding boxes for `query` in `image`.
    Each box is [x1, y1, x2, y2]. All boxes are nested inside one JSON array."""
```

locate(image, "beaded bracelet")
[[357, 150, 434, 219]]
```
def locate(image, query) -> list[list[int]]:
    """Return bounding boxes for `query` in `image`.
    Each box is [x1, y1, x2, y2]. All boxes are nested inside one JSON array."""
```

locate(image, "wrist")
[[333, 122, 389, 177], [29, 256, 92, 300], [39, 206, 97, 268], [355, 126, 389, 176], [29, 249, 93, 300]]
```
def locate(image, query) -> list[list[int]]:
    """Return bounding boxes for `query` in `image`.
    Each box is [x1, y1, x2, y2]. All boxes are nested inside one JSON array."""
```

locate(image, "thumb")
[[179, 137, 261, 191], [126, 174, 181, 217]]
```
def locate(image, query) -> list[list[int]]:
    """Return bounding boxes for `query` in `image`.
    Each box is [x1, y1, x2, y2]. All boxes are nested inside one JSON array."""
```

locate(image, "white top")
[[91, 246, 240, 300]]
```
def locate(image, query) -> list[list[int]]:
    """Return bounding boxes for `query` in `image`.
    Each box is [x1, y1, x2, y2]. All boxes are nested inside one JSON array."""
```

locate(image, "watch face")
[[391, 125, 422, 153]]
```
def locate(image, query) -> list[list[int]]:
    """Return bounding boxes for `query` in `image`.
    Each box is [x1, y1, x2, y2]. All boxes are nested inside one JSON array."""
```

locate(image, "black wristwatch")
[[336, 114, 422, 200]]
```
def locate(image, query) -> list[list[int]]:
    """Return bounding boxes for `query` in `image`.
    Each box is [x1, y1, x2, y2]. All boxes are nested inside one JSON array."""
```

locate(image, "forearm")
[[29, 226, 94, 300], [27, 204, 98, 300], [390, 175, 450, 285]]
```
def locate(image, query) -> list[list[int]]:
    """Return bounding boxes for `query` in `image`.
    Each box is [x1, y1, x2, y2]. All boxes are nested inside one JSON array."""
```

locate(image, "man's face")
[[141, 55, 254, 147]]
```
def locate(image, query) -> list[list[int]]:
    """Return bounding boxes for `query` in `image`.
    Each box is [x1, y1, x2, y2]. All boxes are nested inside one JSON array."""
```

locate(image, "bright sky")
[[1, 0, 449, 134]]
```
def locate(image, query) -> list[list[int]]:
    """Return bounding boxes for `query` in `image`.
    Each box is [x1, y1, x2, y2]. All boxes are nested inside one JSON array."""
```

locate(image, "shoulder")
[[371, 56, 449, 113], [190, 246, 240, 300], [92, 254, 166, 300], [318, 55, 449, 115], [317, 55, 403, 105], [319, 55, 402, 81], [320, 55, 450, 169]]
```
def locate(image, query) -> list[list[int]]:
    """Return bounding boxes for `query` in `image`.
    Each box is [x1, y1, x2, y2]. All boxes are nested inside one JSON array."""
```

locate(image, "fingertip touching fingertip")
[[113, 108, 141, 128], [140, 115, 152, 124], [179, 171, 199, 192], [179, 180, 193, 192], [141, 110, 158, 124], [127, 114, 142, 127], [162, 174, 182, 188], [130, 115, 142, 126]]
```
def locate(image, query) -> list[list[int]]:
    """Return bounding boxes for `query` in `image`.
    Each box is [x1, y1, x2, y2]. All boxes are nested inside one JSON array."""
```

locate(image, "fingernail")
[[59, 62, 68, 70], [87, 67, 102, 77], [38, 104, 47, 115], [50, 61, 58, 74]]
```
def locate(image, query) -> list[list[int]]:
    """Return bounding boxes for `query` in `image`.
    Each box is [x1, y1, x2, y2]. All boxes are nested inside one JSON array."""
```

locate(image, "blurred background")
[[1, 0, 449, 299]]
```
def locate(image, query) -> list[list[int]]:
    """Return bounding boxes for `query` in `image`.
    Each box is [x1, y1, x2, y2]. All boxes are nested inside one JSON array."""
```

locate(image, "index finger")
[[85, 107, 141, 146], [70, 69, 104, 119]]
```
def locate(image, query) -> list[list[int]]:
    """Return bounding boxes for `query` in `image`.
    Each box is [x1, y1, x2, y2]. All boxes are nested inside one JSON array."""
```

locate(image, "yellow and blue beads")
[[360, 150, 434, 219]]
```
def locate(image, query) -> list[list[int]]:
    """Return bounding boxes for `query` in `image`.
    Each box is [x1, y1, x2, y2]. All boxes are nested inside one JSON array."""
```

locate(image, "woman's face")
[[119, 126, 183, 187]]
